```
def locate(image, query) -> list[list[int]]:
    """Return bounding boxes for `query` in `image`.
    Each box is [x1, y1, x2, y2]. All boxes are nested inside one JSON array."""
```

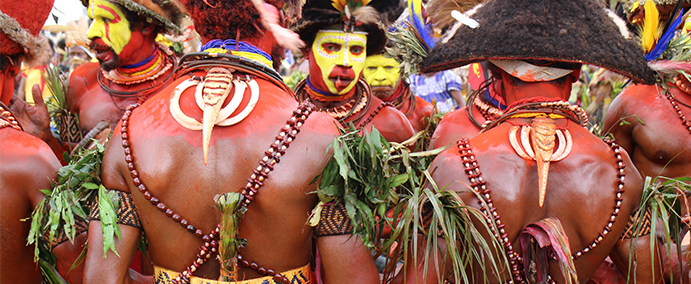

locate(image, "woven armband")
[[621, 207, 652, 239], [45, 217, 89, 247], [314, 202, 353, 237], [89, 191, 142, 229]]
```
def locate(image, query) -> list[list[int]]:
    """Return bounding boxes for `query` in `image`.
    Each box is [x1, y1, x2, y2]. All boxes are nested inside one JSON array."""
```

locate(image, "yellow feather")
[[332, 0, 345, 12], [642, 0, 659, 53], [361, 0, 371, 6]]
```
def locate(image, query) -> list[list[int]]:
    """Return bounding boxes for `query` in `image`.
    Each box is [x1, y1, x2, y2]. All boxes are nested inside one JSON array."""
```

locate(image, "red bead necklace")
[[669, 76, 691, 136]]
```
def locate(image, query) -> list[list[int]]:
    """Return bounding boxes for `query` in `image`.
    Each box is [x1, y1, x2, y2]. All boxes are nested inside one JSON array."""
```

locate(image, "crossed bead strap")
[[456, 136, 625, 284], [121, 102, 314, 284]]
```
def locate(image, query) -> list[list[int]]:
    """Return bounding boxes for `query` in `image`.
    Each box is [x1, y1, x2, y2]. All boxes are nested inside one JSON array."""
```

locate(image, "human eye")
[[322, 43, 341, 52], [350, 46, 364, 55]]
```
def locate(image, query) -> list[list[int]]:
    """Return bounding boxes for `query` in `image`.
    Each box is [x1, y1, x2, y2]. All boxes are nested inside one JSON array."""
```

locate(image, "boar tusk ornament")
[[170, 67, 259, 164], [508, 117, 572, 207]]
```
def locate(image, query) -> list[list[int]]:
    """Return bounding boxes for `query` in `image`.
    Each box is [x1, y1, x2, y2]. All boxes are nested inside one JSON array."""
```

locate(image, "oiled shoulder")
[[66, 63, 100, 111], [369, 102, 415, 143], [0, 129, 60, 205], [0, 129, 60, 176], [431, 107, 482, 149]]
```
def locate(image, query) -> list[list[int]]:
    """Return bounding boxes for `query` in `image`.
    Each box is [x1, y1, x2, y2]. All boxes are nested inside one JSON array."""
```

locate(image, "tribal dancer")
[[11, 0, 185, 157], [364, 54, 434, 133], [83, 0, 380, 283], [396, 0, 663, 283], [292, 0, 415, 143], [604, 0, 691, 218], [603, 1, 691, 281], [0, 0, 62, 282]]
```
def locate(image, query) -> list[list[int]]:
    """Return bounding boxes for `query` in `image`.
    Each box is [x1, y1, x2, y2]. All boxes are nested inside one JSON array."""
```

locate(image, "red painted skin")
[[401, 95, 434, 134], [305, 49, 415, 144], [0, 127, 61, 284], [603, 83, 691, 182], [83, 33, 381, 283], [430, 106, 484, 149], [431, 79, 503, 149], [392, 68, 663, 284], [0, 64, 61, 283], [603, 83, 691, 284]]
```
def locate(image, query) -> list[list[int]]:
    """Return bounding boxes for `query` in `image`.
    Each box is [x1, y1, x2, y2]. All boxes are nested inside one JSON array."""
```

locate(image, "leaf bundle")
[[214, 192, 247, 281], [627, 175, 690, 283]]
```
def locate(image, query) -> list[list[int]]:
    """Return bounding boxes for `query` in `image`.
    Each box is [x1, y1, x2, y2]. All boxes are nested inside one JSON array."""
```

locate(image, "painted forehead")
[[88, 0, 126, 19], [315, 30, 367, 43]]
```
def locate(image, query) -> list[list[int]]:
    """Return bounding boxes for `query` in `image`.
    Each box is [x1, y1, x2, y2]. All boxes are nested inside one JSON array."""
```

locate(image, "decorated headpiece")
[[419, 0, 657, 85], [292, 0, 399, 55], [0, 0, 53, 61], [85, 0, 186, 35]]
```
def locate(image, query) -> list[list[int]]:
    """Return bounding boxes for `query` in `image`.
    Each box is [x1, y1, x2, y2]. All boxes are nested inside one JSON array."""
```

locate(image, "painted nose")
[[341, 49, 352, 67], [374, 68, 387, 81], [87, 20, 105, 40]]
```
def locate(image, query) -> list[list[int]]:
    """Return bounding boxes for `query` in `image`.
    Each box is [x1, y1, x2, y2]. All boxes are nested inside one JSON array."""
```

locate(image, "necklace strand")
[[664, 90, 691, 136]]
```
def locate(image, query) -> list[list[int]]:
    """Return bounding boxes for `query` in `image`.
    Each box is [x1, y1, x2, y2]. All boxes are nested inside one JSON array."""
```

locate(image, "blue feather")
[[646, 8, 684, 61], [408, 0, 435, 51]]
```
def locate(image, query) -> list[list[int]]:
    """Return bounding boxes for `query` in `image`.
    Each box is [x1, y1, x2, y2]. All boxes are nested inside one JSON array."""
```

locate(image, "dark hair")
[[184, 0, 284, 41]]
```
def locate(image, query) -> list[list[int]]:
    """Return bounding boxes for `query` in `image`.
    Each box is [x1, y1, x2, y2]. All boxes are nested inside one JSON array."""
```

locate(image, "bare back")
[[0, 128, 60, 283], [99, 71, 340, 280], [430, 119, 643, 282]]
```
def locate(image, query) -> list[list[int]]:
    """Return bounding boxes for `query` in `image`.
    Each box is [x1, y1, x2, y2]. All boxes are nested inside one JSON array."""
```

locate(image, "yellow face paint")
[[87, 0, 131, 54], [312, 30, 367, 94], [363, 55, 400, 88]]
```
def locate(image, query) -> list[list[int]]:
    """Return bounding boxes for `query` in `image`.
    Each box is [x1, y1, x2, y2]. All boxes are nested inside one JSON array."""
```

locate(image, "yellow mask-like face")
[[87, 0, 131, 54], [312, 30, 367, 94], [363, 55, 400, 88]]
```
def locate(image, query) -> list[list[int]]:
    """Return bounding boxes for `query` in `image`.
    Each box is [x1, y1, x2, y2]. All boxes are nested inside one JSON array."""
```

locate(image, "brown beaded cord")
[[121, 102, 314, 284], [355, 102, 393, 129], [456, 136, 626, 283], [664, 89, 691, 136]]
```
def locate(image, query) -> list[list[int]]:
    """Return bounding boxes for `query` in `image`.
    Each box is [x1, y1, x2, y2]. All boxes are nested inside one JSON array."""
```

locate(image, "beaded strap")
[[456, 136, 626, 283], [120, 102, 314, 284], [664, 90, 691, 136], [356, 102, 393, 130]]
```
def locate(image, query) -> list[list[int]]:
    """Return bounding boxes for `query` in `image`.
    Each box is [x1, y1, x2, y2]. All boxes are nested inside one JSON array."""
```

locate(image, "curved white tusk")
[[214, 80, 246, 124], [552, 129, 573, 161], [520, 126, 535, 158], [170, 79, 203, 130], [509, 126, 532, 160], [218, 79, 260, 126]]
